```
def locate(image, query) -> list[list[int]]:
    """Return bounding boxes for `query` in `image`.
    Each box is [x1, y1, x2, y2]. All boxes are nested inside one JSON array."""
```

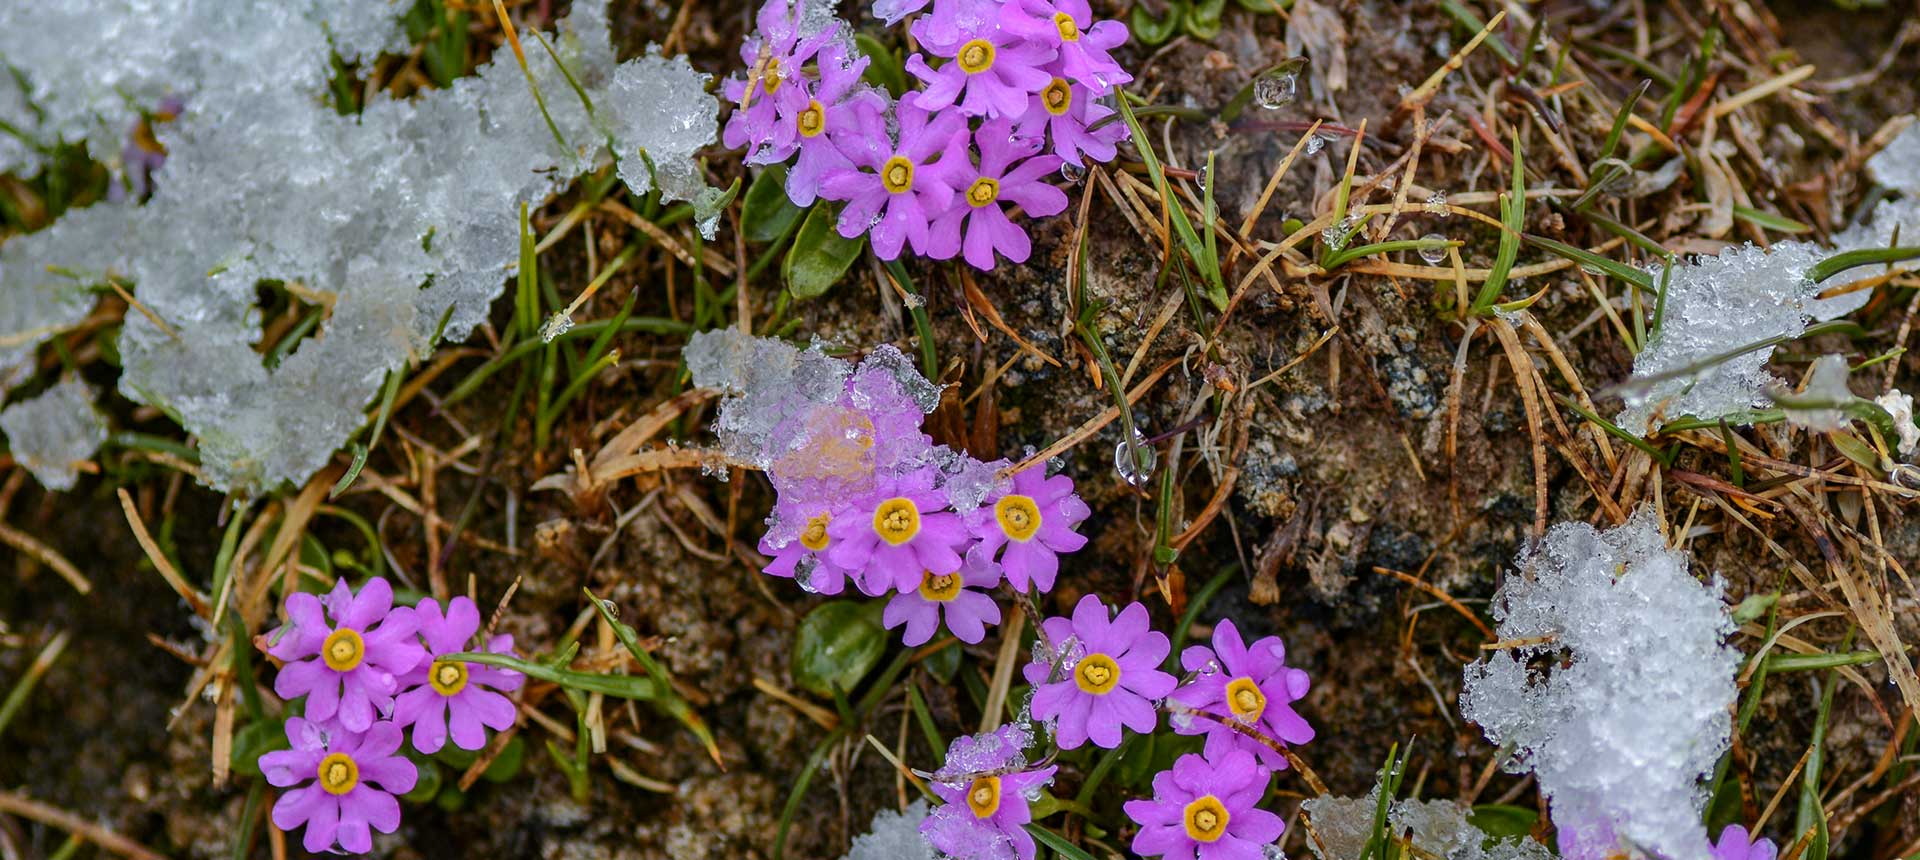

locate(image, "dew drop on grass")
[[1254, 70, 1298, 109], [1418, 234, 1447, 264], [1423, 190, 1449, 216], [540, 312, 574, 343], [1113, 429, 1155, 487], [1304, 134, 1325, 155]]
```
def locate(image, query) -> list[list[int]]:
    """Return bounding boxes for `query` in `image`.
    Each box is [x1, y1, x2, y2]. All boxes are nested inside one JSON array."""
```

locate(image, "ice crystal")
[[1302, 789, 1551, 860], [1778, 354, 1852, 432], [1876, 389, 1919, 456], [0, 0, 718, 493], [0, 378, 108, 491], [1616, 197, 1920, 435], [841, 800, 935, 860], [1867, 119, 1920, 195], [1459, 509, 1738, 860]]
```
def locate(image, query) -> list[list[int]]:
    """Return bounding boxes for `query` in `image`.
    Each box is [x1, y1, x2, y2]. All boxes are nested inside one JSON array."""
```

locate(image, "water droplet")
[[1254, 71, 1298, 109], [1200, 659, 1221, 675], [1113, 429, 1156, 487], [539, 312, 574, 343], [1023, 786, 1043, 802], [1319, 214, 1357, 251], [1059, 161, 1086, 183], [1304, 134, 1325, 155], [1263, 844, 1288, 860], [1418, 234, 1447, 264], [1170, 711, 1194, 730], [795, 557, 820, 593], [1423, 190, 1449, 216]]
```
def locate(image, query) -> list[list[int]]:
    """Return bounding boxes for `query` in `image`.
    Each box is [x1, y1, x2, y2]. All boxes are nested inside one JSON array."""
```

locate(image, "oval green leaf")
[[791, 599, 887, 698], [855, 33, 908, 96], [744, 164, 805, 244], [784, 204, 866, 300], [1468, 804, 1538, 841]]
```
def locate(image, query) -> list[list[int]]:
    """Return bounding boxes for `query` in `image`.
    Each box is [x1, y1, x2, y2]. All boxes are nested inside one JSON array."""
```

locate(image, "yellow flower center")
[[797, 100, 826, 137], [872, 497, 921, 545], [966, 177, 1000, 208], [800, 512, 832, 551], [322, 628, 365, 672], [967, 776, 1002, 818], [994, 494, 1041, 540], [1053, 12, 1079, 41], [429, 660, 469, 697], [882, 156, 915, 194], [1184, 795, 1230, 842], [918, 570, 963, 602], [762, 57, 784, 93], [1042, 78, 1072, 116], [1074, 653, 1121, 694], [1226, 677, 1266, 722], [958, 39, 995, 74], [318, 752, 359, 796]]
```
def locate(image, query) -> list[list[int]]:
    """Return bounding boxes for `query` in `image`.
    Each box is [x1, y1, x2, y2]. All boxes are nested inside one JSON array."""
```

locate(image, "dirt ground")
[[3, 0, 1920, 858]]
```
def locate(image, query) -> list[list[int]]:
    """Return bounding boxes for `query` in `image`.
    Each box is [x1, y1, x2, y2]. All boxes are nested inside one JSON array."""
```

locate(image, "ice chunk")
[[840, 800, 934, 860], [1778, 353, 1852, 432], [1459, 508, 1737, 860], [1876, 389, 1919, 456], [0, 378, 109, 491], [1867, 118, 1920, 194], [1301, 788, 1551, 860], [0, 0, 720, 494]]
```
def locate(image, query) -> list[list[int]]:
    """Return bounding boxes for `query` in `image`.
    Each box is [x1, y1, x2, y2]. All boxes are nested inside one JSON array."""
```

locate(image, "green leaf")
[[923, 637, 962, 684], [1184, 0, 1226, 38], [584, 587, 723, 764], [1027, 825, 1100, 860], [1232, 0, 1290, 12], [1732, 205, 1812, 234], [790, 600, 888, 698], [1806, 245, 1920, 284], [402, 757, 443, 803], [854, 33, 907, 96], [482, 735, 527, 783], [442, 651, 659, 699], [743, 164, 804, 243], [784, 204, 866, 299], [230, 718, 289, 779], [1762, 650, 1882, 673], [1130, 0, 1186, 45], [1468, 805, 1538, 842], [1524, 234, 1654, 290]]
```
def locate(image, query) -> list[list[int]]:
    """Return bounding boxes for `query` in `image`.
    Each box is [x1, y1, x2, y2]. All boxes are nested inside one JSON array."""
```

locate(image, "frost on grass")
[[1459, 509, 1738, 860], [0, 378, 108, 491], [1867, 118, 1920, 195], [0, 0, 719, 493], [840, 799, 934, 860], [1302, 789, 1551, 860], [1616, 196, 1920, 435]]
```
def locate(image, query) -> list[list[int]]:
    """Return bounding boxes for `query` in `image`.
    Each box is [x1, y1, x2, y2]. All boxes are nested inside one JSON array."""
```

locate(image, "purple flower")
[[964, 462, 1088, 591], [1023, 595, 1175, 749], [929, 119, 1072, 270], [268, 578, 425, 733], [1168, 619, 1314, 770], [390, 596, 524, 754], [759, 499, 874, 596], [826, 467, 972, 592], [721, 0, 845, 163], [999, 0, 1133, 90], [819, 93, 970, 259], [1712, 825, 1778, 860], [883, 563, 1003, 645], [906, 16, 1057, 119], [921, 725, 1058, 860], [785, 41, 885, 207], [1123, 748, 1283, 860], [1013, 76, 1128, 167], [261, 718, 417, 854]]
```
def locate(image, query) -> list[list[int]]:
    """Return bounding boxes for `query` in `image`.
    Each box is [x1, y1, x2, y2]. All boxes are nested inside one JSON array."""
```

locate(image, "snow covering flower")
[[964, 461, 1087, 591], [1024, 595, 1175, 749], [1712, 825, 1778, 860], [907, 13, 1056, 119], [268, 577, 425, 733], [1169, 619, 1314, 770], [1123, 749, 1283, 860], [999, 0, 1132, 89], [883, 564, 1003, 645], [785, 40, 884, 207], [827, 466, 972, 592], [820, 93, 970, 259], [921, 724, 1057, 860], [261, 718, 417, 854], [760, 500, 863, 595], [721, 0, 845, 164], [391, 596, 524, 754], [929, 119, 1071, 270], [1013, 76, 1127, 168]]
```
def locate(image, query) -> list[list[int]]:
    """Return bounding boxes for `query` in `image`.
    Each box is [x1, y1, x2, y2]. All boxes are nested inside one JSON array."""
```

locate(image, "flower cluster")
[[751, 345, 1091, 648], [260, 579, 523, 853], [721, 0, 1131, 269]]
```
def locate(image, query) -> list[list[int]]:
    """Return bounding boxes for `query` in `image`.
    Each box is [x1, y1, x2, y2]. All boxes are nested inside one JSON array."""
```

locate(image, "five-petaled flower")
[[827, 466, 972, 592], [1712, 825, 1778, 860], [268, 577, 425, 732], [907, 13, 1057, 119], [820, 93, 970, 260], [999, 0, 1132, 89], [883, 563, 1003, 645], [928, 118, 1072, 270], [920, 725, 1058, 860], [721, 0, 846, 164], [964, 460, 1088, 590], [1024, 594, 1176, 749], [784, 40, 884, 207], [761, 499, 866, 595], [391, 596, 525, 753], [1012, 76, 1128, 168], [262, 718, 418, 855], [1168, 619, 1314, 769], [1123, 748, 1284, 860]]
